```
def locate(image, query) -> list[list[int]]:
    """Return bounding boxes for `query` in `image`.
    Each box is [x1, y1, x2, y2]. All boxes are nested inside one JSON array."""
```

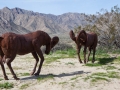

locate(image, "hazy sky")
[[0, 0, 120, 15]]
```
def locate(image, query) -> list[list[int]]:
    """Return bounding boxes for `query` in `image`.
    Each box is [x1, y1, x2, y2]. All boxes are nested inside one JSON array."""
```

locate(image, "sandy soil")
[[0, 54, 120, 90]]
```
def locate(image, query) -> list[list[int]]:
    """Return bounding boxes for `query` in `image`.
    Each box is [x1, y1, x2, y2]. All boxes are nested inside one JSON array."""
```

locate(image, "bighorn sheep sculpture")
[[69, 30, 97, 64], [0, 30, 59, 80]]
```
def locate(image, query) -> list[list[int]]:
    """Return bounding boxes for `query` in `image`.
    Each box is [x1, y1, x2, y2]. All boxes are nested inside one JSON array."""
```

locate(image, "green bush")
[[0, 82, 13, 89]]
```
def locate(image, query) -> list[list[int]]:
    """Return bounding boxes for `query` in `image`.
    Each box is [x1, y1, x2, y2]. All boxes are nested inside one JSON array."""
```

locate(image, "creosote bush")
[[51, 42, 73, 52]]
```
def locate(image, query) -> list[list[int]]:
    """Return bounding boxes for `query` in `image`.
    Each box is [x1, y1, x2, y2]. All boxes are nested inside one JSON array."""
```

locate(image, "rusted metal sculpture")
[[0, 30, 59, 80], [69, 30, 97, 64]]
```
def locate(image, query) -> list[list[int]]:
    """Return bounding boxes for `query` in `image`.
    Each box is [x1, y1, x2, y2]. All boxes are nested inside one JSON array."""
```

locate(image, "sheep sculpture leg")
[[30, 52, 39, 75]]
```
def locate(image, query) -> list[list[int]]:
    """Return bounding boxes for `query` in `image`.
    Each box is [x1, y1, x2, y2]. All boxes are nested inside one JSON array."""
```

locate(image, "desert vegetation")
[[74, 5, 120, 49], [0, 43, 120, 89]]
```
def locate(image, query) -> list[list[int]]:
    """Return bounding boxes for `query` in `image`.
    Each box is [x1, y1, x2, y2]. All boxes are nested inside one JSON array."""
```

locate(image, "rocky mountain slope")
[[0, 7, 89, 34], [0, 15, 30, 35]]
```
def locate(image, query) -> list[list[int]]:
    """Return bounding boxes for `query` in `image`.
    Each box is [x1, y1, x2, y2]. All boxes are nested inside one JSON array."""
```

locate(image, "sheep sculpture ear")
[[69, 30, 76, 42], [51, 36, 59, 49]]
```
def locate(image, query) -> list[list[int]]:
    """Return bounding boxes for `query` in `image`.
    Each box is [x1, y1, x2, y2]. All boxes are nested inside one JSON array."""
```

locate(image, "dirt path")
[[0, 54, 120, 90]]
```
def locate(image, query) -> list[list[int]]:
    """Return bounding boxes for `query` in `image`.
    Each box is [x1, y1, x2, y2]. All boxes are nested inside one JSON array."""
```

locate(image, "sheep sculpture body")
[[0, 30, 59, 80], [69, 30, 98, 64]]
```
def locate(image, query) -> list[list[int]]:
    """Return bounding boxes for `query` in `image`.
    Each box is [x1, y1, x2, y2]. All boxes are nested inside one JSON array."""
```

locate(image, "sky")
[[0, 0, 120, 15]]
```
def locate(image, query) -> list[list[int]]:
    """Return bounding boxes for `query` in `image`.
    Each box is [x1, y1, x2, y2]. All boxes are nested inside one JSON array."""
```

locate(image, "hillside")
[[0, 16, 30, 35], [0, 7, 89, 34]]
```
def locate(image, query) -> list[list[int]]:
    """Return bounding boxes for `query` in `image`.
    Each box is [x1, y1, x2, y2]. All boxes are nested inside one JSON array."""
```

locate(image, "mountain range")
[[0, 7, 89, 35]]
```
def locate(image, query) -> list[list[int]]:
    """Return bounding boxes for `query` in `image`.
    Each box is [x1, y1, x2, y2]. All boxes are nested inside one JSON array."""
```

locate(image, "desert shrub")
[[97, 45, 120, 54], [0, 82, 13, 89], [51, 42, 73, 52]]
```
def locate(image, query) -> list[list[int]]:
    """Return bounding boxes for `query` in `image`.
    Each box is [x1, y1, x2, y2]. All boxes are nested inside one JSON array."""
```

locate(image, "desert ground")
[[0, 53, 120, 90]]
